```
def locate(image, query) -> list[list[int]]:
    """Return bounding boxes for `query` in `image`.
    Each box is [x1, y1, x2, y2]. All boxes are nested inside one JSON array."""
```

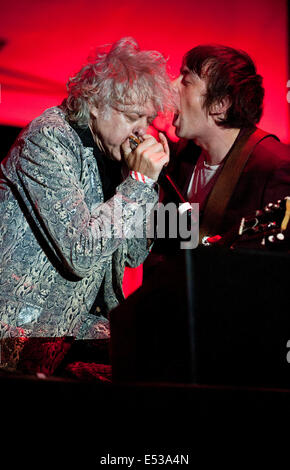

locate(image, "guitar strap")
[[199, 127, 279, 243]]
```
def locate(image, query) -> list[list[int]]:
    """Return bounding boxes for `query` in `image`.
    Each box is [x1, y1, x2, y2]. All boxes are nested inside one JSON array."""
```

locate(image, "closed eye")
[[126, 114, 140, 122], [127, 114, 156, 125]]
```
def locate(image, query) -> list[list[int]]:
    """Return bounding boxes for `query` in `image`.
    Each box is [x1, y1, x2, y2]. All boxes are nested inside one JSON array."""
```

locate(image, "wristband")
[[130, 170, 155, 187]]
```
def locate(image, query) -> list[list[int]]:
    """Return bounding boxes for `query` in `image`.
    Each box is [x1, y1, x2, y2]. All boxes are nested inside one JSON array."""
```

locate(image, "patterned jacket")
[[0, 106, 158, 339]]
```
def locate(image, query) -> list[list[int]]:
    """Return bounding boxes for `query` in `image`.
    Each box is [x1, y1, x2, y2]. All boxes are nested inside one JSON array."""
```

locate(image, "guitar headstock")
[[203, 196, 290, 250], [234, 196, 290, 249]]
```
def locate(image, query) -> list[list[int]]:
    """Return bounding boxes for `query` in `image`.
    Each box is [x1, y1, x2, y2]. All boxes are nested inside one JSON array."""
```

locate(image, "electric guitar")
[[205, 196, 290, 250]]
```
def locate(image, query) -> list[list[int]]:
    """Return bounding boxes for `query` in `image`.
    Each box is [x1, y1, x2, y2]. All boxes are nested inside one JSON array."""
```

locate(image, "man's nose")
[[135, 118, 148, 137]]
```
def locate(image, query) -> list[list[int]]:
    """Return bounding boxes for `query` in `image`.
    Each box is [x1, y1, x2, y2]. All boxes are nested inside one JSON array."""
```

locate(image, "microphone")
[[129, 134, 197, 249], [157, 168, 187, 204], [129, 134, 188, 205]]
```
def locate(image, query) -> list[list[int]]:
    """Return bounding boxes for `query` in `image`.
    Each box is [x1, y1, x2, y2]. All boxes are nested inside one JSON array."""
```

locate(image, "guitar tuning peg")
[[267, 232, 284, 244]]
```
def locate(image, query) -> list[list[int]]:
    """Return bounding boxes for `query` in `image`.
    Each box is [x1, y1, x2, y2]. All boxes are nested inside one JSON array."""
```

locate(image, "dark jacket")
[[170, 130, 290, 238]]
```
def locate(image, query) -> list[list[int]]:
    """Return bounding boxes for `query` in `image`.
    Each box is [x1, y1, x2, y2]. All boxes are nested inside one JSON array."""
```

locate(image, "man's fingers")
[[121, 138, 132, 158], [121, 133, 170, 180], [140, 142, 166, 159], [156, 152, 170, 167], [159, 132, 170, 156]]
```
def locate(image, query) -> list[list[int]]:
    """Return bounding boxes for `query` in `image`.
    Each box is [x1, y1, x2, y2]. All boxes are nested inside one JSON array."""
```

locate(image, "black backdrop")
[[0, 124, 22, 161]]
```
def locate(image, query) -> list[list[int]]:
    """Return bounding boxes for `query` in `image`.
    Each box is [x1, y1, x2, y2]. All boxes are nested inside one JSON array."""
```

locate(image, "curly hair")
[[64, 37, 176, 127], [184, 44, 264, 128]]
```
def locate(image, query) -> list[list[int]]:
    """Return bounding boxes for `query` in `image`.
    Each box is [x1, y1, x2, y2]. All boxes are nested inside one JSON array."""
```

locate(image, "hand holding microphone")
[[122, 132, 169, 182], [127, 133, 187, 204]]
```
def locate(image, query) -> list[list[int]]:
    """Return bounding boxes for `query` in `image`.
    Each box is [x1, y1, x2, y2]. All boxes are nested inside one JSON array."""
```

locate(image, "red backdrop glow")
[[1, 0, 288, 141], [0, 0, 289, 295]]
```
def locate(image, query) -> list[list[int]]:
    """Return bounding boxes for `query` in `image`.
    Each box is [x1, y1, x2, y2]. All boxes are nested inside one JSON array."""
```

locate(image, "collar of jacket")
[[68, 121, 122, 201]]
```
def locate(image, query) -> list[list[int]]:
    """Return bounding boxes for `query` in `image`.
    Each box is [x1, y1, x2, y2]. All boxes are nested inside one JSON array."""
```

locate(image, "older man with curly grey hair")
[[0, 37, 175, 351]]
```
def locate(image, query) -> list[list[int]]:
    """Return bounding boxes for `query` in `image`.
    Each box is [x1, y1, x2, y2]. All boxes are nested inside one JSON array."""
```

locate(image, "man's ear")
[[89, 104, 98, 119], [209, 96, 231, 117]]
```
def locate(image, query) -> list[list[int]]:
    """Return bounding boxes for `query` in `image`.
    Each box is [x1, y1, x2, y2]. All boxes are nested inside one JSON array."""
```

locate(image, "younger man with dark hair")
[[172, 44, 290, 244]]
